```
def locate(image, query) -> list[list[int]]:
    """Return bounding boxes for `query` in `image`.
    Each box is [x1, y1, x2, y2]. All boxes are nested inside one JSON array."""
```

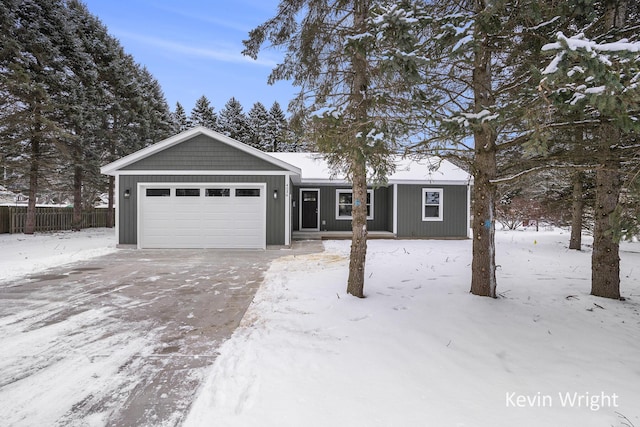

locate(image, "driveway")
[[0, 241, 322, 426]]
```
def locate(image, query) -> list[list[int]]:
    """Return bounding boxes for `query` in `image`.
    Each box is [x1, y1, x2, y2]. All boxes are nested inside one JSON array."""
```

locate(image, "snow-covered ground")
[[0, 228, 116, 283], [1, 228, 638, 426], [185, 230, 640, 427]]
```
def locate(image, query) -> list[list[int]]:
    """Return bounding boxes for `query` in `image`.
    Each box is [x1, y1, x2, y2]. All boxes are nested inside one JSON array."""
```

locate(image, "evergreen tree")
[[0, 0, 70, 233], [218, 97, 250, 143], [410, 0, 565, 297], [57, 0, 102, 229], [539, 0, 640, 299], [129, 65, 173, 149], [173, 102, 191, 132], [247, 102, 270, 150], [266, 101, 291, 152], [190, 95, 217, 130], [0, 0, 173, 232], [244, 1, 430, 296]]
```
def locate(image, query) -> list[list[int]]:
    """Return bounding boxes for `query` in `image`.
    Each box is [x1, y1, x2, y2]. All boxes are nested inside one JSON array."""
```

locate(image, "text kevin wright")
[[506, 391, 619, 411]]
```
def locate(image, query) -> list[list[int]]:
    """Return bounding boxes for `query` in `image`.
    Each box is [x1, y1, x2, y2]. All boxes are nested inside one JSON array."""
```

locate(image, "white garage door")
[[139, 183, 266, 249]]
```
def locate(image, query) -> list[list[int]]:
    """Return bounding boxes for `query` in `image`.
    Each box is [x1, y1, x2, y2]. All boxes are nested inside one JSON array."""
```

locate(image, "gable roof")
[[100, 126, 301, 176], [100, 127, 471, 185], [269, 153, 472, 185]]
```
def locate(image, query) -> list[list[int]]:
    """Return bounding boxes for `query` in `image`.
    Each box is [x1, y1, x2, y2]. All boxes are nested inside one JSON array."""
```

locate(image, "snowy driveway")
[[0, 242, 321, 427]]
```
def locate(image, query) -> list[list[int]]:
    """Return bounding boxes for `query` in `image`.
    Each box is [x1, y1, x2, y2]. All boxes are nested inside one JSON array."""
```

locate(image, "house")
[[100, 127, 472, 249]]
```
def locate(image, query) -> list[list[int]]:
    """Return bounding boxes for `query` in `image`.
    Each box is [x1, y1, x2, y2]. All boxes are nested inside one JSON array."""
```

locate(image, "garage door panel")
[[140, 184, 265, 249]]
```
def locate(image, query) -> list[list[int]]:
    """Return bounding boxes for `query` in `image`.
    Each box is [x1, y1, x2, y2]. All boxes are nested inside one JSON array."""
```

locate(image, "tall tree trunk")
[[347, 160, 368, 298], [569, 126, 585, 250], [72, 164, 82, 231], [569, 171, 584, 250], [590, 0, 626, 299], [345, 0, 370, 298], [471, 146, 497, 297], [25, 134, 40, 235], [470, 1, 498, 298], [591, 126, 621, 299], [604, 0, 628, 28]]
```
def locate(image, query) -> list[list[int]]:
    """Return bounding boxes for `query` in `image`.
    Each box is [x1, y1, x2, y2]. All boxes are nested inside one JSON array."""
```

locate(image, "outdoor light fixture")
[[124, 188, 131, 199], [273, 189, 278, 199]]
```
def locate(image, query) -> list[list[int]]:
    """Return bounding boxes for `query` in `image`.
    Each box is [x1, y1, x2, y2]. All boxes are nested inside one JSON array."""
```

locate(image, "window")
[[176, 188, 200, 197], [336, 189, 373, 220], [206, 188, 230, 197], [236, 188, 261, 197], [422, 188, 443, 221], [146, 188, 170, 197]]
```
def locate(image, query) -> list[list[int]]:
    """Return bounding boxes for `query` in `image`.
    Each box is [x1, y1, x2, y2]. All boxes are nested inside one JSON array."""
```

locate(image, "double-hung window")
[[422, 188, 443, 221], [336, 189, 373, 220]]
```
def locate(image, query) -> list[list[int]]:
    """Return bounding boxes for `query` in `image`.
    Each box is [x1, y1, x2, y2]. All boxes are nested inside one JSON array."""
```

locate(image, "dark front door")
[[301, 190, 319, 229]]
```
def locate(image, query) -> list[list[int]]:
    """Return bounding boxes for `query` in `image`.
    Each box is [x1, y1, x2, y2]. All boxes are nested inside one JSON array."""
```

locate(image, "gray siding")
[[396, 184, 468, 238], [291, 185, 390, 232], [118, 175, 286, 245], [122, 134, 285, 171]]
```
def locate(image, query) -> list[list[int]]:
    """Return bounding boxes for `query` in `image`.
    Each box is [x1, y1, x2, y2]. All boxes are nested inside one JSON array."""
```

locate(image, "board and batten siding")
[[291, 185, 391, 232], [118, 174, 286, 245], [396, 184, 468, 238], [121, 134, 286, 171]]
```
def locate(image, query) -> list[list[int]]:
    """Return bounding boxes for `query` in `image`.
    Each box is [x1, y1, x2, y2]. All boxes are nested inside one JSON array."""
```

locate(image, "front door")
[[300, 189, 319, 230]]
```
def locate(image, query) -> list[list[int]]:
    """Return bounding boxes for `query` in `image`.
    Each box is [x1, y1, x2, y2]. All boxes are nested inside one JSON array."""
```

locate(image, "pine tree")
[[244, 1, 430, 297], [247, 102, 270, 150], [190, 95, 217, 130], [539, 0, 640, 299], [266, 101, 290, 152], [218, 97, 250, 143], [0, 0, 70, 233], [173, 102, 191, 132], [0, 0, 173, 232], [411, 0, 566, 297]]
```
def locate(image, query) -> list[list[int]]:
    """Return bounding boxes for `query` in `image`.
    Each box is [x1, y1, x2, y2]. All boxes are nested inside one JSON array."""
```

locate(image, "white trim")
[[335, 189, 374, 221], [115, 177, 120, 245], [388, 179, 472, 186], [136, 182, 267, 249], [466, 183, 472, 238], [393, 183, 398, 235], [299, 188, 320, 231], [284, 175, 291, 245], [294, 179, 471, 186], [101, 126, 301, 176], [112, 170, 294, 176], [136, 183, 142, 249], [422, 188, 444, 222]]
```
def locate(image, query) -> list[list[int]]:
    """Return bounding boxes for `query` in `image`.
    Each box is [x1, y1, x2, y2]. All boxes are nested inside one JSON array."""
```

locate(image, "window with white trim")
[[422, 188, 443, 221], [336, 189, 373, 220]]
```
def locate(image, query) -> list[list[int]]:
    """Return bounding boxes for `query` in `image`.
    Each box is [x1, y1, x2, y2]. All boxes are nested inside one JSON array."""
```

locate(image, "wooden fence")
[[0, 206, 114, 234]]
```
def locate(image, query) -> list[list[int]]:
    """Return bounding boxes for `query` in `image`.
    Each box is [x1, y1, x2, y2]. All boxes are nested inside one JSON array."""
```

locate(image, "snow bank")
[[1, 228, 116, 283], [185, 230, 640, 427]]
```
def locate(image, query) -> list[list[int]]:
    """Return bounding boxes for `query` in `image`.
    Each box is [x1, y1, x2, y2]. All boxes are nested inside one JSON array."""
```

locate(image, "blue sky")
[[82, 0, 297, 115]]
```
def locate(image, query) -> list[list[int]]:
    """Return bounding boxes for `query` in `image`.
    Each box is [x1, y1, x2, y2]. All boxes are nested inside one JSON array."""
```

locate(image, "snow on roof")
[[270, 152, 472, 184]]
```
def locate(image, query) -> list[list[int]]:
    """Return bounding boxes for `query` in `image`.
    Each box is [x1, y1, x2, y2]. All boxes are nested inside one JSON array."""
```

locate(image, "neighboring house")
[[100, 126, 472, 249]]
